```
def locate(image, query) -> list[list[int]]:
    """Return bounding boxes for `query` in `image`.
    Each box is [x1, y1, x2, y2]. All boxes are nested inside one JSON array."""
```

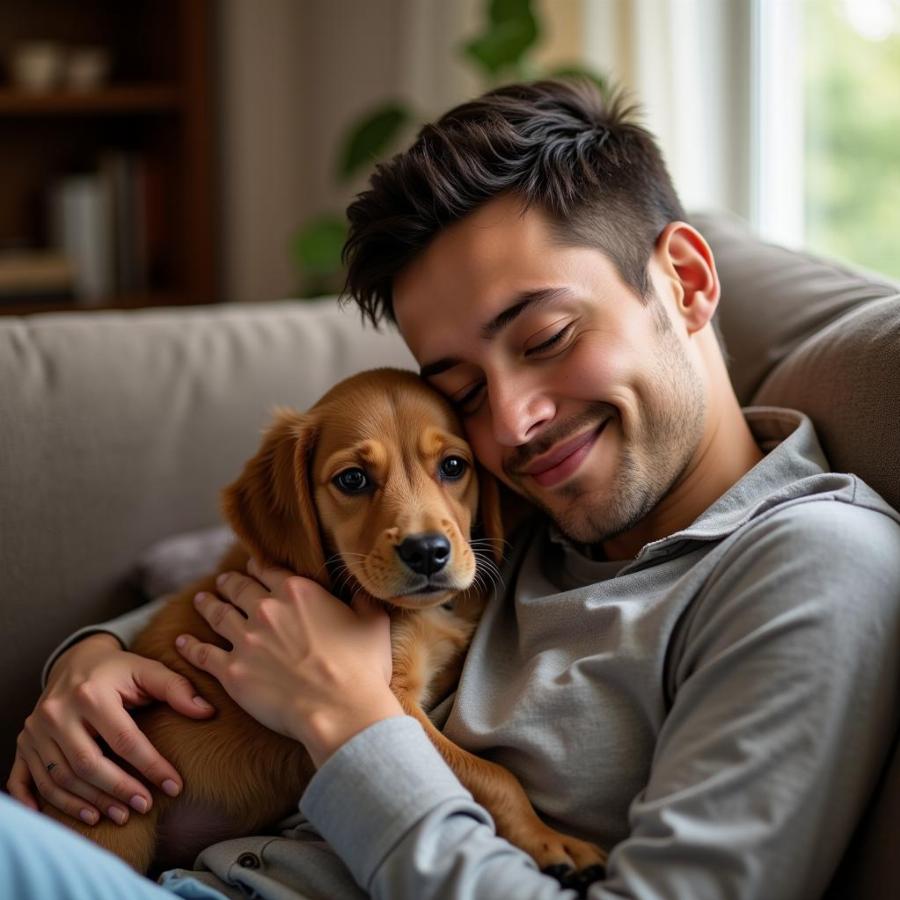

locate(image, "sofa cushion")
[[754, 296, 900, 511], [692, 210, 900, 406], [132, 524, 235, 601], [694, 211, 900, 512]]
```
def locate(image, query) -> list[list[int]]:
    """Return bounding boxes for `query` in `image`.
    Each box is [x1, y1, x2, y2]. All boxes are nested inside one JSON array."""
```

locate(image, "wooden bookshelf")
[[0, 292, 185, 318], [0, 85, 183, 115], [0, 1, 216, 315]]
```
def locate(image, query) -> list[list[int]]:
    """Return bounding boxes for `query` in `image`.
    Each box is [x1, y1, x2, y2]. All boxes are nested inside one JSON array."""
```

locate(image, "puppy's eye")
[[333, 468, 369, 494], [440, 456, 468, 480]]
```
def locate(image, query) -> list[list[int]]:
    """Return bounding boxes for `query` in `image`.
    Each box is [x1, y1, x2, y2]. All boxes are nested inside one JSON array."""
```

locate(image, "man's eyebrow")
[[481, 286, 573, 340], [419, 287, 573, 380]]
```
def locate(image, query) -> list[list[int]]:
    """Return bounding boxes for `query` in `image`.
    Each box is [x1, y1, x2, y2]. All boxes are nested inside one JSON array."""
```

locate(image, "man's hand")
[[175, 558, 404, 768], [7, 632, 215, 825]]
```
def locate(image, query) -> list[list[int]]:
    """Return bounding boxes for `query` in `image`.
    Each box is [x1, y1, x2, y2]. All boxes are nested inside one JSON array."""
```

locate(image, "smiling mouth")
[[520, 420, 609, 489]]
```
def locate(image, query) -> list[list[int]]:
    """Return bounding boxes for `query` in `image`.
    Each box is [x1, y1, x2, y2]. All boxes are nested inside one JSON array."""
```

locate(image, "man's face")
[[393, 195, 707, 545]]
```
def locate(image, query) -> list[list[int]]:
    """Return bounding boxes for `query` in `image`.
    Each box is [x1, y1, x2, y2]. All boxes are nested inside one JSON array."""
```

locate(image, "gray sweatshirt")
[[46, 408, 900, 900]]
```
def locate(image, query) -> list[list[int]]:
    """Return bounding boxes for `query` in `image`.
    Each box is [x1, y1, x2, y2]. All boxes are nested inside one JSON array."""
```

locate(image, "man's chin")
[[538, 483, 659, 547], [528, 493, 616, 545]]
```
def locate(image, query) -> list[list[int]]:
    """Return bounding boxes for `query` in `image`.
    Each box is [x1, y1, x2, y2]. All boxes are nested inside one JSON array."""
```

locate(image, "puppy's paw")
[[522, 824, 607, 877], [549, 863, 607, 898]]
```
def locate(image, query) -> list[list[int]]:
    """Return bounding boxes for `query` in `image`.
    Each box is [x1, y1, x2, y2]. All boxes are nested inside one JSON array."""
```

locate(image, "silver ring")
[[46, 762, 57, 774]]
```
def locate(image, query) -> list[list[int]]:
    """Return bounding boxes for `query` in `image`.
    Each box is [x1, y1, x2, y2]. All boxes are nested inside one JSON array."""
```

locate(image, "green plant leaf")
[[488, 0, 535, 26], [462, 0, 540, 78], [338, 103, 410, 181], [291, 215, 347, 277]]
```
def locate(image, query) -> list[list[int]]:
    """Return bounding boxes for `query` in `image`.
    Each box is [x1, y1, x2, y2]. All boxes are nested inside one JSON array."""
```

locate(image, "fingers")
[[84, 693, 186, 803], [19, 701, 157, 821], [175, 632, 230, 681], [134, 655, 215, 720], [22, 656, 208, 818], [246, 557, 295, 595], [231, 559, 321, 609], [213, 568, 271, 615], [191, 590, 250, 645], [6, 752, 39, 811], [19, 737, 129, 826]]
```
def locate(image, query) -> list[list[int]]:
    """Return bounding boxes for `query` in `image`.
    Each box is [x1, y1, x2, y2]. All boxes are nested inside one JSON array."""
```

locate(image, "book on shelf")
[[50, 172, 114, 305]]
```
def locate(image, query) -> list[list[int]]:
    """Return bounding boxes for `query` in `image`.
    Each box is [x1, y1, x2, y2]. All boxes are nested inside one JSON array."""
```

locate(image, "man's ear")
[[220, 409, 330, 590], [655, 222, 720, 335]]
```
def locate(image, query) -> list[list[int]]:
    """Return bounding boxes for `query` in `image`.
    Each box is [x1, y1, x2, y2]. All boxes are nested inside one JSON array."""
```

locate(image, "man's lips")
[[519, 421, 608, 488]]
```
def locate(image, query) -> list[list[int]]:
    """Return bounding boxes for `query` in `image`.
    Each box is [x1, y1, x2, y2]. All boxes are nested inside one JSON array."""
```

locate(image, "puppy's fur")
[[42, 368, 606, 875]]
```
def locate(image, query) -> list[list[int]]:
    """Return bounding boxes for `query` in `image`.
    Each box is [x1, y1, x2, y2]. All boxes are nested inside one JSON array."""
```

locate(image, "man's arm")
[[298, 500, 900, 899], [599, 500, 900, 898]]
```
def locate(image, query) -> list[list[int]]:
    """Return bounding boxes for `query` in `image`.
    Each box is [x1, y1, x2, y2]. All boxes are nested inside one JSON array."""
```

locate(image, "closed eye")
[[525, 322, 574, 356], [453, 381, 485, 415]]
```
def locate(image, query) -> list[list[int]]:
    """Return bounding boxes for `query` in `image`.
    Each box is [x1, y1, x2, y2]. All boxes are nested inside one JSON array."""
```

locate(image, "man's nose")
[[489, 377, 553, 447]]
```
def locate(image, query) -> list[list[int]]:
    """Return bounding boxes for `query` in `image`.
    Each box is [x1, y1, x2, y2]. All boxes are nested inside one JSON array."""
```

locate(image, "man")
[[6, 79, 900, 899]]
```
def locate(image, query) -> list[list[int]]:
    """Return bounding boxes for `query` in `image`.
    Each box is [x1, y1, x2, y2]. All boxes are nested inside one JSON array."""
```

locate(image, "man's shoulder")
[[737, 475, 900, 557], [705, 482, 900, 624], [678, 485, 900, 667]]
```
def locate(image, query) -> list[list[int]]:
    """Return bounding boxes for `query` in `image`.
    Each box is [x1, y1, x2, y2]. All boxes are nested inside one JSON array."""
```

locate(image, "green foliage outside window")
[[804, 0, 900, 280]]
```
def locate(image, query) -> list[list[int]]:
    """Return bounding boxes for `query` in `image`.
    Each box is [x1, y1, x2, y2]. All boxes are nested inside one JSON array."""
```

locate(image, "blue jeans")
[[0, 792, 229, 900]]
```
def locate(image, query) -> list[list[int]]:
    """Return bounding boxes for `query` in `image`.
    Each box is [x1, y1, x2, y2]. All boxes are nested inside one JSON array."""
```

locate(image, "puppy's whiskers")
[[321, 551, 367, 600], [471, 545, 503, 595], [470, 536, 512, 554]]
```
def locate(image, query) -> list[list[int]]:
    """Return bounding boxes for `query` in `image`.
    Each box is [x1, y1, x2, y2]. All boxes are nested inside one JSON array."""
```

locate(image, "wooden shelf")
[[0, 85, 183, 116], [0, 1, 216, 316]]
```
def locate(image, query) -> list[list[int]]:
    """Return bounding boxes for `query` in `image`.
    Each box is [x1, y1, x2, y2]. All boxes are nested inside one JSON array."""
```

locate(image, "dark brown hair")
[[341, 77, 687, 327]]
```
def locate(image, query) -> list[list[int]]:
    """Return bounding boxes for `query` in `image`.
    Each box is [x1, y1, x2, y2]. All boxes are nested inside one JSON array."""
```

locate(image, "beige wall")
[[218, 0, 308, 304], [217, 0, 585, 304]]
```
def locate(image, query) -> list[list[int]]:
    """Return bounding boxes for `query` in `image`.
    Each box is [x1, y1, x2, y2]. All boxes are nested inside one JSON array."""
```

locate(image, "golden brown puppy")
[[41, 368, 606, 877]]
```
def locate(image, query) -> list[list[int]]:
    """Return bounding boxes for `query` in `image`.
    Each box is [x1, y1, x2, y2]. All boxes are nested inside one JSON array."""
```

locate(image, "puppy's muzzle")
[[396, 533, 451, 576]]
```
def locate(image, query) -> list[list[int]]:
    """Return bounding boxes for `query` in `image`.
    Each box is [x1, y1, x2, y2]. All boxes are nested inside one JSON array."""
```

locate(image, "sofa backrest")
[[693, 211, 900, 513]]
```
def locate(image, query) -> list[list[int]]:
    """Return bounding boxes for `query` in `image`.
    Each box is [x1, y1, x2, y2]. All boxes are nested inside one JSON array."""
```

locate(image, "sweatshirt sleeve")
[[41, 595, 170, 688], [299, 715, 581, 899], [302, 500, 900, 900], [598, 500, 900, 899]]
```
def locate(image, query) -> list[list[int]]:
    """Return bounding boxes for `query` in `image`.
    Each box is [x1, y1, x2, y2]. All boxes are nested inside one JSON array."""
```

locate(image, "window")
[[756, 0, 900, 279], [803, 0, 900, 279]]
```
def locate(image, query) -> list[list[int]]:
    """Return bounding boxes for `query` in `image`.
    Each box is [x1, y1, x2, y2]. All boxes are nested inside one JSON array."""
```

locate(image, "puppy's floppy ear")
[[475, 463, 504, 564], [220, 409, 330, 590]]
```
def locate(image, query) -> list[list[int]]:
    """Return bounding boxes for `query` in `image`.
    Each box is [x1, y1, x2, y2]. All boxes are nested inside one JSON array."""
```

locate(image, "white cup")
[[66, 46, 112, 92], [10, 41, 65, 93]]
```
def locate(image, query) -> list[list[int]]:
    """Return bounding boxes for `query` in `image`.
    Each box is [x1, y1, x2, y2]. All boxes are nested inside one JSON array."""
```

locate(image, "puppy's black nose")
[[396, 533, 451, 575]]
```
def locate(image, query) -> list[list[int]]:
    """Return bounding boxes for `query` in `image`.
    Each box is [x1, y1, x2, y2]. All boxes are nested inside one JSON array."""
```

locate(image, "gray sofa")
[[1, 211, 898, 897]]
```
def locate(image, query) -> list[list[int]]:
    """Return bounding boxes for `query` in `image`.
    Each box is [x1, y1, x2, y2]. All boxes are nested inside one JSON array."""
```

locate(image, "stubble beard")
[[524, 329, 707, 546]]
